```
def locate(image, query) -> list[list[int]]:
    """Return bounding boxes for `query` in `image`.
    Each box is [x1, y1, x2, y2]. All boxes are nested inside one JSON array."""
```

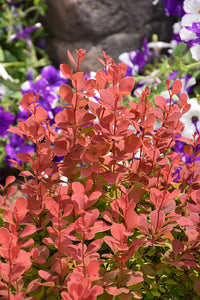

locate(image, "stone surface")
[[42, 0, 173, 72]]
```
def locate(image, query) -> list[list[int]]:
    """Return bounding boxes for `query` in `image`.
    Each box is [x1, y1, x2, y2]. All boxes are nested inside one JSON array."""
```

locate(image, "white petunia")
[[180, 98, 200, 139], [0, 63, 14, 81]]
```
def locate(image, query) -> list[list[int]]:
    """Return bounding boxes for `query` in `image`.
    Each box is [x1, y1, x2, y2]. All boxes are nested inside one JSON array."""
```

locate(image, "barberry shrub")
[[0, 49, 200, 299]]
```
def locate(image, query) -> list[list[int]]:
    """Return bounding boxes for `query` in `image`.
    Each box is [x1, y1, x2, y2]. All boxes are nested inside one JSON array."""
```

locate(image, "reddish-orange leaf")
[[172, 239, 184, 257], [60, 64, 73, 78], [5, 175, 15, 188], [71, 72, 84, 81], [72, 181, 85, 197], [124, 135, 141, 153], [86, 260, 99, 280], [119, 76, 135, 93], [166, 79, 170, 89], [7, 126, 24, 138], [34, 106, 48, 122], [67, 49, 77, 67], [77, 48, 86, 64], [96, 70, 108, 89], [72, 75, 85, 91], [172, 79, 182, 93], [20, 224, 37, 238], [59, 84, 74, 104], [154, 95, 166, 110], [45, 197, 59, 217], [6, 185, 17, 197]]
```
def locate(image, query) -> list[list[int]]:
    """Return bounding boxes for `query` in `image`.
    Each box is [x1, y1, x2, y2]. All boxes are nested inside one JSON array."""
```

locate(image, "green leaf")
[[1, 78, 21, 91], [165, 279, 177, 285], [173, 42, 188, 57], [0, 46, 4, 61], [151, 288, 161, 297]]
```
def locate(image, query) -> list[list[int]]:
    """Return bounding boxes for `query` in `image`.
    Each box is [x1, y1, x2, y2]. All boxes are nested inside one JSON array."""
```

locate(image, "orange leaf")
[[59, 84, 74, 104], [119, 76, 135, 93], [67, 49, 77, 67], [124, 135, 141, 153], [60, 64, 73, 78]]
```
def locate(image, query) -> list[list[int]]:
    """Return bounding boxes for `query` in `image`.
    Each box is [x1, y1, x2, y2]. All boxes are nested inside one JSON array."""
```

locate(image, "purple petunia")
[[118, 39, 151, 76], [0, 107, 15, 137], [20, 65, 67, 120], [5, 134, 35, 167], [162, 0, 185, 18], [8, 23, 41, 47]]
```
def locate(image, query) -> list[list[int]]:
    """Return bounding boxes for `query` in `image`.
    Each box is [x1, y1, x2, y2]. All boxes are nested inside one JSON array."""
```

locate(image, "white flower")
[[147, 41, 172, 56], [152, 0, 159, 5], [118, 51, 139, 75], [0, 63, 14, 81], [180, 98, 200, 139], [179, 0, 200, 61]]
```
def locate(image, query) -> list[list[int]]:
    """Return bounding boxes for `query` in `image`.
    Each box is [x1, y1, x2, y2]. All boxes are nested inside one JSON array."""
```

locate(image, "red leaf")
[[149, 107, 163, 120], [154, 95, 166, 110], [7, 126, 24, 138], [61, 291, 72, 300], [106, 286, 129, 295], [86, 239, 103, 256], [6, 185, 17, 197], [67, 49, 77, 67], [72, 75, 85, 91], [38, 270, 52, 281], [150, 210, 165, 231], [59, 84, 74, 104], [172, 239, 184, 257], [34, 106, 48, 122], [127, 271, 143, 285], [60, 63, 73, 78], [145, 113, 156, 128], [125, 203, 139, 231], [124, 135, 141, 153], [99, 88, 115, 109], [63, 204, 73, 217], [45, 197, 60, 217], [177, 217, 194, 227], [15, 153, 33, 162], [77, 48, 86, 64], [0, 227, 10, 246], [19, 170, 34, 177], [53, 139, 68, 156], [166, 79, 170, 89], [86, 260, 99, 279], [71, 72, 84, 81], [185, 229, 198, 241], [111, 223, 126, 242], [72, 182, 85, 198], [20, 224, 37, 238], [15, 197, 28, 220], [172, 79, 182, 93], [119, 77, 135, 93], [87, 191, 101, 208], [96, 70, 108, 89], [5, 175, 15, 188]]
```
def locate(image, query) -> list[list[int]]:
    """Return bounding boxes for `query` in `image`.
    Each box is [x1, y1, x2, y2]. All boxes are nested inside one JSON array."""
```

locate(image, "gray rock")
[[42, 0, 173, 72]]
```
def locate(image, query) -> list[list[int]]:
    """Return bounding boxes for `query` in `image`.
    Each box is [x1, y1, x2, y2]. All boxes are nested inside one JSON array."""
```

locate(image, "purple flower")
[[8, 23, 42, 47], [41, 66, 67, 90], [118, 39, 151, 76], [7, 1, 22, 8], [21, 65, 67, 112], [5, 134, 35, 167], [0, 107, 15, 137], [162, 0, 185, 18]]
